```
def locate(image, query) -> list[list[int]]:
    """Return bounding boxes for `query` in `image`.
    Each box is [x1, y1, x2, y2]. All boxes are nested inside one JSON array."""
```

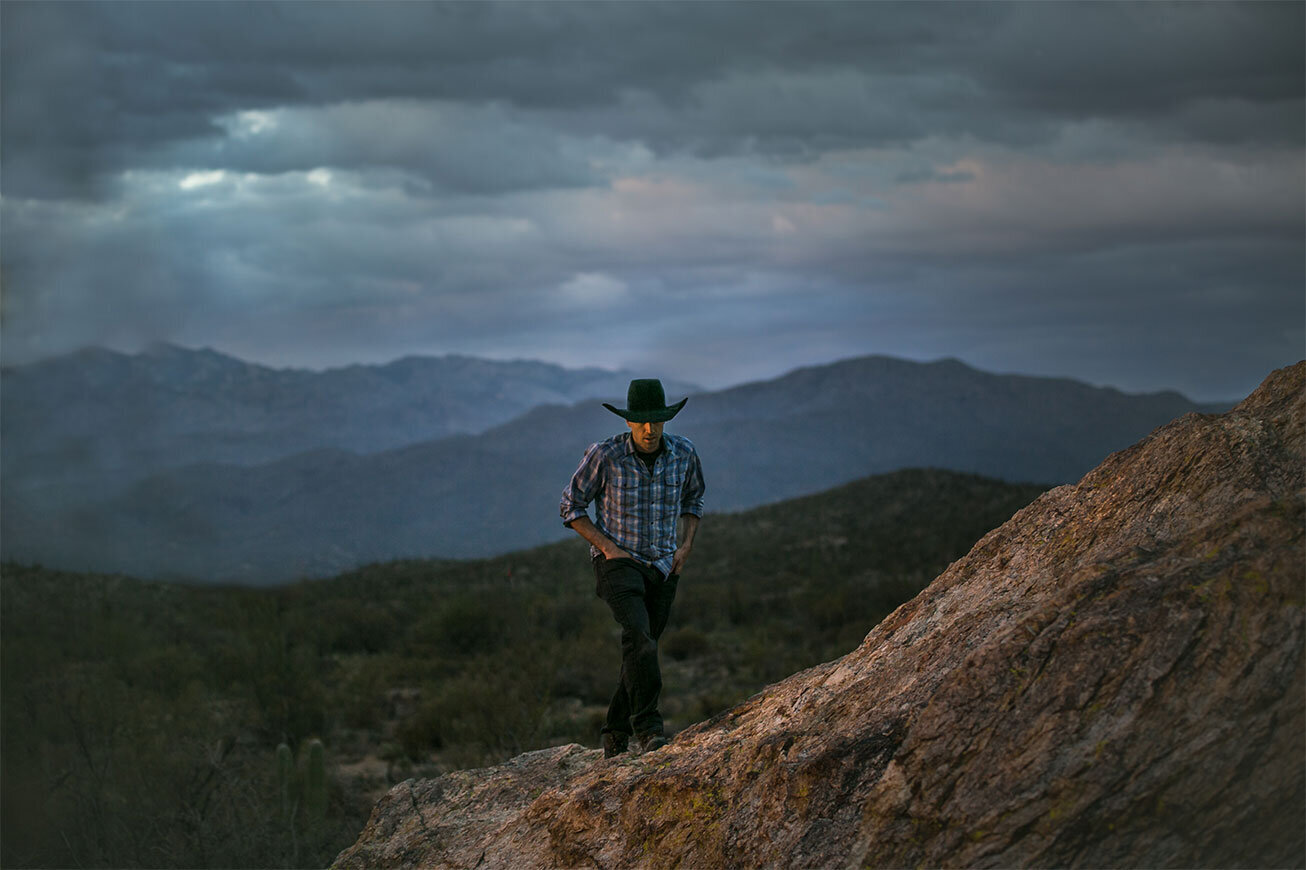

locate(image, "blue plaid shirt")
[[560, 431, 706, 577]]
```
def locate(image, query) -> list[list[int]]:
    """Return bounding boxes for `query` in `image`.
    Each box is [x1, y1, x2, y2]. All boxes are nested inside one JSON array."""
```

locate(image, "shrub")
[[662, 627, 712, 661]]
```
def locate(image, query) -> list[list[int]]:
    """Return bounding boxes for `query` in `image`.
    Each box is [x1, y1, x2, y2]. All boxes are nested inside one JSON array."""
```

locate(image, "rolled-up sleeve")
[[679, 448, 706, 517], [560, 442, 604, 526]]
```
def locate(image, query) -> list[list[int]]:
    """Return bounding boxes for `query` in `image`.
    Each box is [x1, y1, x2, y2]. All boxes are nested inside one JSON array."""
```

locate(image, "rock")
[[334, 362, 1305, 869], [335, 745, 600, 869]]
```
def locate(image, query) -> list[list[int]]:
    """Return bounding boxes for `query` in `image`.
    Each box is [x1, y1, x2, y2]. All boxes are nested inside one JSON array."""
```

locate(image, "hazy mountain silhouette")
[[1, 342, 698, 505], [2, 349, 1226, 583]]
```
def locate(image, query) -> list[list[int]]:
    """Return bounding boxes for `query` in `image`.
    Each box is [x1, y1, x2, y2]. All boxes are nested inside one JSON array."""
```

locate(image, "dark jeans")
[[592, 555, 679, 738]]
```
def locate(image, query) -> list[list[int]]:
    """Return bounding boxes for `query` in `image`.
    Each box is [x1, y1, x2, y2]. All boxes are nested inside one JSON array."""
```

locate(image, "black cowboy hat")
[[603, 379, 688, 423]]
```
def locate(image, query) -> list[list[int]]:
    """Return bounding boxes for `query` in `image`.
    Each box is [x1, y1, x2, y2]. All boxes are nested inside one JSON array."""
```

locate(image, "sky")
[[1, 2, 1302, 401]]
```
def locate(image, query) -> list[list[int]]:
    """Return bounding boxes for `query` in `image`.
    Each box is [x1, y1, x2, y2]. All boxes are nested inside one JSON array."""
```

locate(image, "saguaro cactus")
[[275, 742, 294, 822], [305, 738, 327, 830]]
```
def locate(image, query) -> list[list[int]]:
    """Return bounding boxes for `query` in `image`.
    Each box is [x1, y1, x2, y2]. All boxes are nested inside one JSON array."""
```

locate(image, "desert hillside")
[[335, 361, 1305, 869]]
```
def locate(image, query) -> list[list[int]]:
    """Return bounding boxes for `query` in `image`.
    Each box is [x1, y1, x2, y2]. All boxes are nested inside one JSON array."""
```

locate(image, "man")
[[560, 378, 705, 758]]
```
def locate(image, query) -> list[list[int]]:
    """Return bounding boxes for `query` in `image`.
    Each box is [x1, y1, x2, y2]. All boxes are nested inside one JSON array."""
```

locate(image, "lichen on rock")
[[334, 361, 1306, 870]]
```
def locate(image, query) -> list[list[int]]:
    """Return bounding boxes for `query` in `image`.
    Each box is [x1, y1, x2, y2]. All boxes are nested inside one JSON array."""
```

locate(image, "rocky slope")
[[340, 360, 1302, 868]]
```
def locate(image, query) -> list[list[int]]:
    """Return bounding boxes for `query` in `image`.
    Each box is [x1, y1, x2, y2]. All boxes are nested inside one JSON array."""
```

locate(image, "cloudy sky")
[[2, 2, 1302, 400]]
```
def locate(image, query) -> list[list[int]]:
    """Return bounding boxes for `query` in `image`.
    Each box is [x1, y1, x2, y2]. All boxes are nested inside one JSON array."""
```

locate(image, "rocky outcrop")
[[335, 362, 1305, 869]]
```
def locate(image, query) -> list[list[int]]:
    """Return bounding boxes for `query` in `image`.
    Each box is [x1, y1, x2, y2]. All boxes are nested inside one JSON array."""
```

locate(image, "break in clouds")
[[2, 1, 1302, 400]]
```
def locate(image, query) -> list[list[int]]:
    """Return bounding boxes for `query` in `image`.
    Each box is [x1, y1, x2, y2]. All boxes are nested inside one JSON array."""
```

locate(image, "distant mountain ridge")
[[1, 342, 699, 500], [2, 347, 1229, 584]]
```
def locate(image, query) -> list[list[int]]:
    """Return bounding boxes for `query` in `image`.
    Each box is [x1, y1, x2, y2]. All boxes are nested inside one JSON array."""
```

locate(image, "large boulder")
[[335, 361, 1305, 869]]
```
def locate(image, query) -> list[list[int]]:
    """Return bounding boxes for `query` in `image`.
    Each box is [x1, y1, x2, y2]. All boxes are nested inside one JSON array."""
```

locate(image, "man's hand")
[[568, 515, 630, 562], [600, 541, 632, 562], [671, 513, 700, 576], [670, 542, 692, 575]]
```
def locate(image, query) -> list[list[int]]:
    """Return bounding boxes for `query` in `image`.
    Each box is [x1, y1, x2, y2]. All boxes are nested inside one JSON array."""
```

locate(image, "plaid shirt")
[[560, 431, 706, 578]]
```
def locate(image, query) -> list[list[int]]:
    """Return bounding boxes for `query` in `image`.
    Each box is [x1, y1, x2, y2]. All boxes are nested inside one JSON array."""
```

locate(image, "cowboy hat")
[[603, 379, 688, 423]]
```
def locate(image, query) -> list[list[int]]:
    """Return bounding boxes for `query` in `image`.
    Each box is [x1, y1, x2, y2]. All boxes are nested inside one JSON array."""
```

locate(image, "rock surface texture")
[[335, 362, 1305, 869]]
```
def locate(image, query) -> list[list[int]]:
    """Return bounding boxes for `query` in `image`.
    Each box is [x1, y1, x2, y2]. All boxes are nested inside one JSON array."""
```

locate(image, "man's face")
[[627, 420, 664, 453]]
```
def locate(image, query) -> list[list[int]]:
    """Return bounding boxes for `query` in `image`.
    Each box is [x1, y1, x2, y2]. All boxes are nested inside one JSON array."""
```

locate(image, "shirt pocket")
[[609, 471, 644, 523], [661, 466, 686, 491], [657, 469, 686, 521]]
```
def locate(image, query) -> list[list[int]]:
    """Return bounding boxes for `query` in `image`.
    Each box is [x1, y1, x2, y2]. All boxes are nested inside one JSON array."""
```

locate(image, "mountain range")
[[2, 345, 1227, 583], [1, 342, 698, 499]]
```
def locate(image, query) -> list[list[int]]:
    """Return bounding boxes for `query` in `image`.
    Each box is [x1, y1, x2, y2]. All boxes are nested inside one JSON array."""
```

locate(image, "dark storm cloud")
[[4, 2, 1301, 198], [1, 1, 1301, 403]]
